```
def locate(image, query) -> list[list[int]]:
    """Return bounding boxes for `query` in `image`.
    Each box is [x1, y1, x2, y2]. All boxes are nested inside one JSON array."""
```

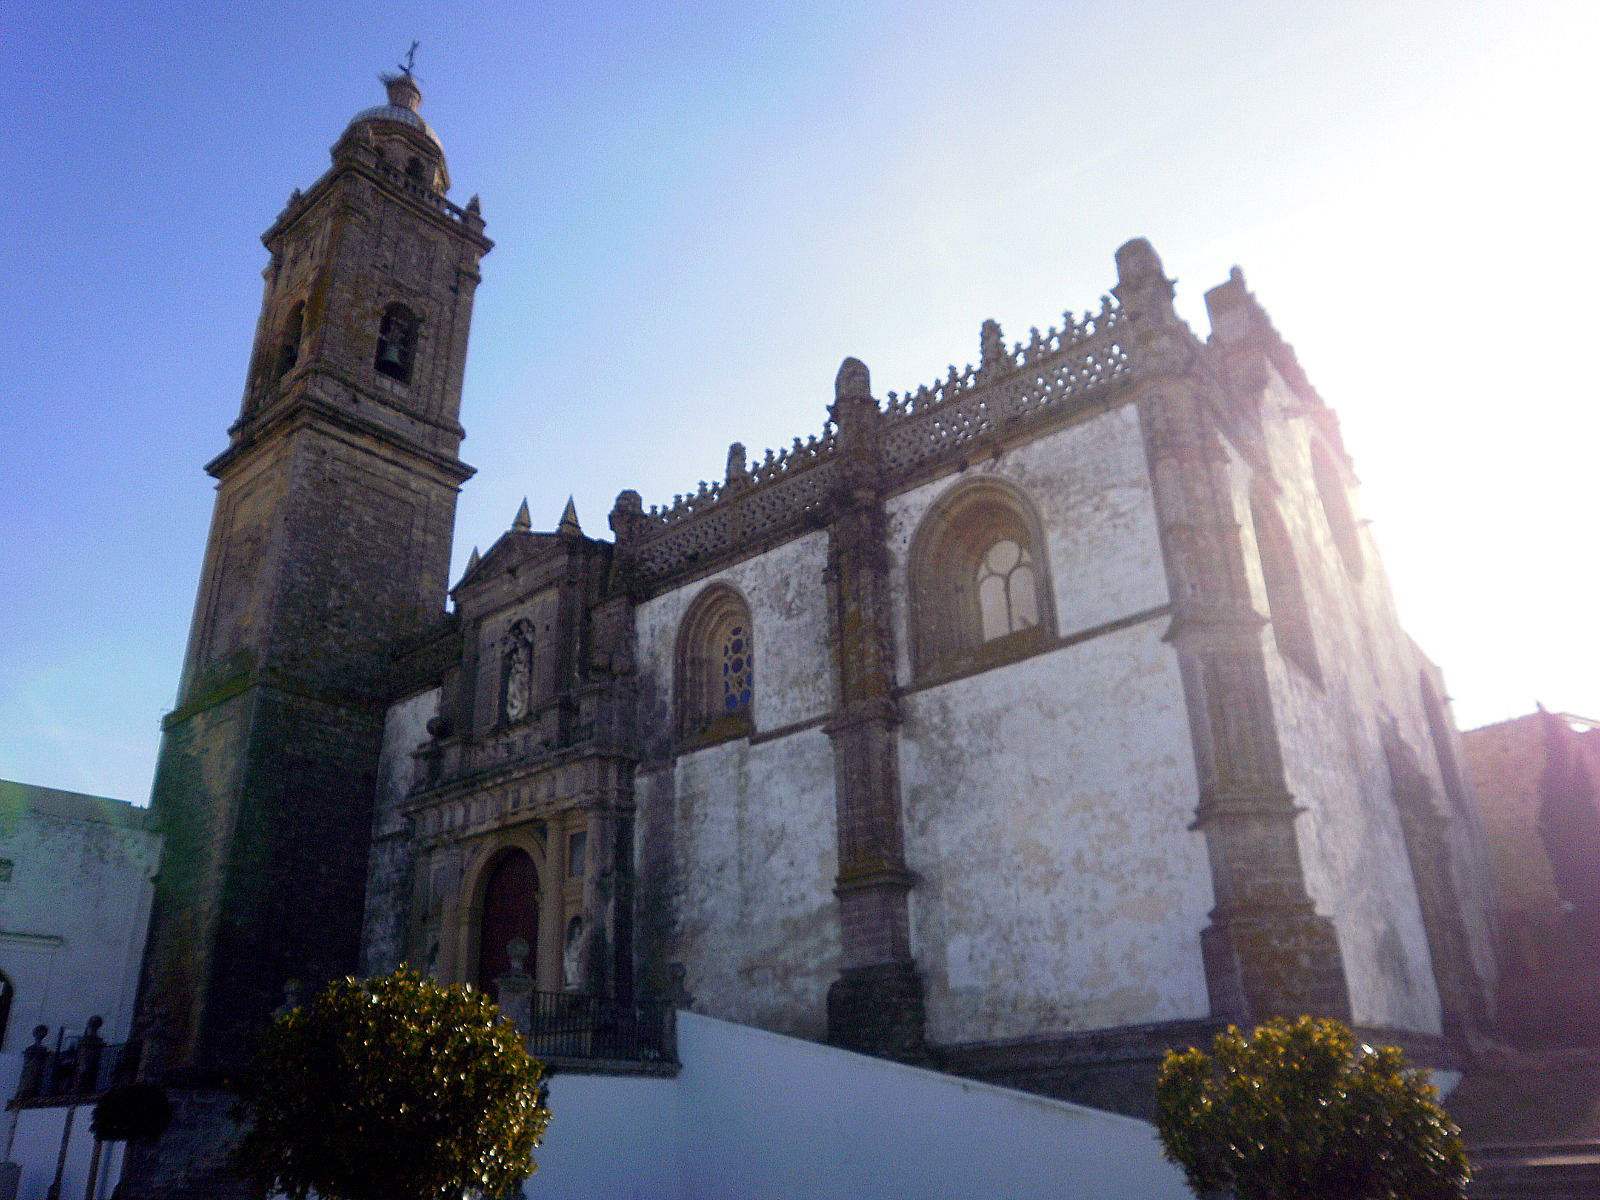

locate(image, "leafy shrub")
[[234, 967, 548, 1200], [1155, 1015, 1468, 1200]]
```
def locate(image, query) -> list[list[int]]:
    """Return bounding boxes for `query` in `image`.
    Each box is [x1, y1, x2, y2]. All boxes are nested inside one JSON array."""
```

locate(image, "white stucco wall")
[[633, 533, 840, 1038], [1223, 376, 1443, 1032], [0, 785, 159, 1098], [4, 1104, 126, 1200], [528, 1011, 1192, 1200], [635, 730, 840, 1039], [901, 626, 1211, 1040], [887, 407, 1210, 1040]]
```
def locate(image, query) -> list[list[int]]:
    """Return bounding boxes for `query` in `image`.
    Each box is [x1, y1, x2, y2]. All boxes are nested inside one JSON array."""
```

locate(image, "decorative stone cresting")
[[615, 297, 1130, 589]]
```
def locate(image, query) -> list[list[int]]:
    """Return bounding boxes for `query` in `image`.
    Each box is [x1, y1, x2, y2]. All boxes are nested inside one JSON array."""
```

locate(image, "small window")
[[677, 585, 755, 744], [909, 479, 1054, 679], [374, 303, 419, 383], [1251, 493, 1320, 683], [275, 301, 304, 380], [405, 156, 427, 183]]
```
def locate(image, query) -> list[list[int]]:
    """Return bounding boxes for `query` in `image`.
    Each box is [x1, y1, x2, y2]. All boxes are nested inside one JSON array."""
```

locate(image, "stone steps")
[[1469, 1143, 1600, 1199]]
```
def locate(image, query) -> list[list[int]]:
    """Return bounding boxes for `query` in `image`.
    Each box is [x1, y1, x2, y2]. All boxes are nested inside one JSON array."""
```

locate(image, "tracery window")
[[909, 479, 1054, 679], [1250, 493, 1321, 683], [374, 302, 419, 383], [676, 585, 755, 744], [502, 620, 535, 725]]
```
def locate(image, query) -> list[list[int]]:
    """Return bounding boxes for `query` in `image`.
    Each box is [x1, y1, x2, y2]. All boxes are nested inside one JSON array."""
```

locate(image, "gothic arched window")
[[374, 303, 419, 383], [676, 585, 755, 744], [1421, 674, 1469, 817], [908, 479, 1054, 680], [477, 848, 539, 1001], [1312, 441, 1364, 580], [1251, 492, 1320, 683], [502, 620, 535, 726], [275, 301, 304, 380]]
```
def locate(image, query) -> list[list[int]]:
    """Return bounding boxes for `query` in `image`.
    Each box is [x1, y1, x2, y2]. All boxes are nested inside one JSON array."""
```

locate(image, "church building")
[[125, 69, 1496, 1194]]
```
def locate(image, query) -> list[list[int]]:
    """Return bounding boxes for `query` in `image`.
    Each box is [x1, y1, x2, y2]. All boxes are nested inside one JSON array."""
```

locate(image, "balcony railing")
[[525, 991, 675, 1066], [10, 1020, 136, 1105]]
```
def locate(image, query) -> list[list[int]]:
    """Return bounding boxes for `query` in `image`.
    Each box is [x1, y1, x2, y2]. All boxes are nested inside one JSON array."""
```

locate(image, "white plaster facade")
[[0, 783, 159, 1094], [0, 782, 160, 1200]]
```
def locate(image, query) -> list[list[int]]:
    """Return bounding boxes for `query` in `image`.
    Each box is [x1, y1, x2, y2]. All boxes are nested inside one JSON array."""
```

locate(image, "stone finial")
[[980, 319, 1007, 371], [465, 545, 480, 572], [725, 442, 748, 484], [835, 357, 871, 402], [1114, 237, 1167, 287], [1111, 237, 1182, 366], [610, 489, 647, 544], [512, 498, 532, 532], [557, 496, 582, 536], [466, 194, 481, 214]]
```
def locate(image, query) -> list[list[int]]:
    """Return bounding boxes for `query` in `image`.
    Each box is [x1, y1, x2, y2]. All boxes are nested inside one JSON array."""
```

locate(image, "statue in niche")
[[563, 917, 583, 991], [503, 624, 534, 724]]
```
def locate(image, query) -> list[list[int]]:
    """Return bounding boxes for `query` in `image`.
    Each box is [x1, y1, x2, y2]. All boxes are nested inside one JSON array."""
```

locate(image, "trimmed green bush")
[[1155, 1015, 1468, 1200], [235, 967, 548, 1200]]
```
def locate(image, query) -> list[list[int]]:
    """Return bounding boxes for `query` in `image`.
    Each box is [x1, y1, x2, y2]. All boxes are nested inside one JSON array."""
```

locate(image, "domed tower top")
[[340, 65, 450, 192]]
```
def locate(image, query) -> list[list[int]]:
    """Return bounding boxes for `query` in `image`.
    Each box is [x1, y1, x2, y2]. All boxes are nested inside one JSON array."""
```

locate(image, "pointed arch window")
[[909, 479, 1055, 680], [1312, 441, 1364, 579], [1421, 674, 1469, 817], [1251, 493, 1321, 683], [502, 619, 535, 726], [275, 301, 304, 380], [677, 585, 755, 745], [374, 303, 419, 383]]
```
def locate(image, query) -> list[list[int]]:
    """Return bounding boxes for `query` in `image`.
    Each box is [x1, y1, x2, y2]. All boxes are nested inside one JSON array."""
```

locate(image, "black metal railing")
[[11, 1019, 137, 1104], [526, 991, 674, 1064]]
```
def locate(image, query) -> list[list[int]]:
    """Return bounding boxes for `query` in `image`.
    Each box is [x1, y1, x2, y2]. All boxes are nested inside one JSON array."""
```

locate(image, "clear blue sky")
[[3, 1, 1595, 803]]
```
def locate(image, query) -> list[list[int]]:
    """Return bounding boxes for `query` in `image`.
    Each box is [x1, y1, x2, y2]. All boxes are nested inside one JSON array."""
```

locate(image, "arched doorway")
[[477, 848, 540, 1000]]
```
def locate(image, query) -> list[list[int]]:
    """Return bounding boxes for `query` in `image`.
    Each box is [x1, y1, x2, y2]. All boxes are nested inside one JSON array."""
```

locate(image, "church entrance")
[[477, 848, 540, 999]]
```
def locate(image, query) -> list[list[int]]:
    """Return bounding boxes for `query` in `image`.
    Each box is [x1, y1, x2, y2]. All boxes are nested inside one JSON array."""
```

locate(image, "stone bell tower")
[[134, 65, 490, 1150]]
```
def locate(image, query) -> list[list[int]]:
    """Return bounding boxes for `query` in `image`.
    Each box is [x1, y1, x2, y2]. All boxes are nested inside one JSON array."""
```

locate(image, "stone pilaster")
[[823, 357, 926, 1059], [1119, 238, 1351, 1026]]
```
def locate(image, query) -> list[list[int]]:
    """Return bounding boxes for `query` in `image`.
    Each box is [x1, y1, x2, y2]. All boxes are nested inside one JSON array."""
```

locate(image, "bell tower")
[[138, 66, 490, 1101]]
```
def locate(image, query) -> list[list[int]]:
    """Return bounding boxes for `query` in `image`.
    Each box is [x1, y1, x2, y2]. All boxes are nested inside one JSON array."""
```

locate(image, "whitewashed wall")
[[633, 533, 839, 1038], [4, 1105, 126, 1200], [528, 1011, 1192, 1200], [888, 407, 1211, 1040], [0, 787, 159, 1097]]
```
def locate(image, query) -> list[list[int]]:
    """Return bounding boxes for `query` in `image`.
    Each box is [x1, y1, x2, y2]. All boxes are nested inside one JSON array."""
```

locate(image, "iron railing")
[[526, 991, 674, 1065]]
